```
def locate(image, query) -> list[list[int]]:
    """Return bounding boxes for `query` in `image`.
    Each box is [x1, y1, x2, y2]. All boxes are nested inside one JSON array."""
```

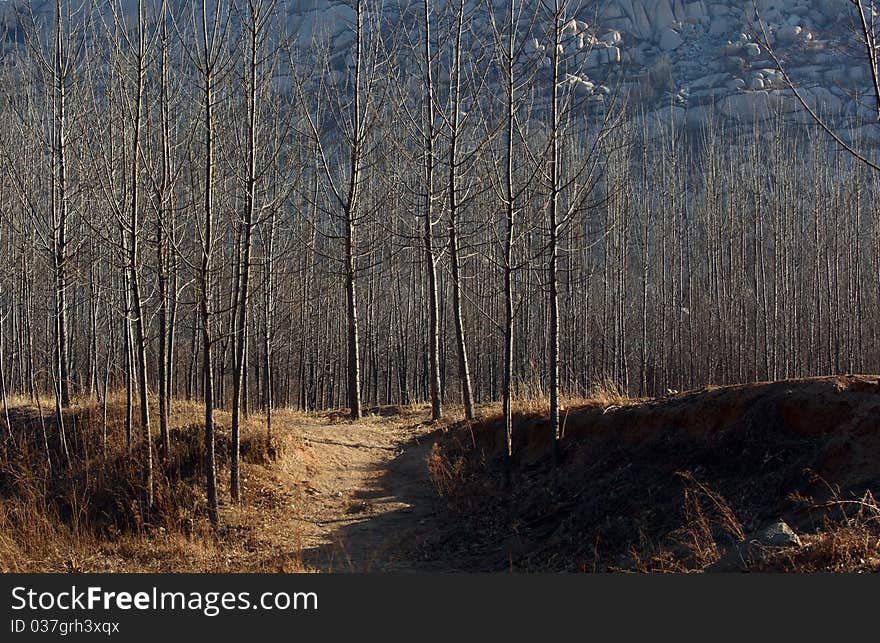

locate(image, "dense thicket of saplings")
[[1, 0, 877, 522]]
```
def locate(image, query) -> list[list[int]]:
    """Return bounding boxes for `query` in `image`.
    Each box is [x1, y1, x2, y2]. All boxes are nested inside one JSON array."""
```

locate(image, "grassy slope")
[[0, 394, 312, 572]]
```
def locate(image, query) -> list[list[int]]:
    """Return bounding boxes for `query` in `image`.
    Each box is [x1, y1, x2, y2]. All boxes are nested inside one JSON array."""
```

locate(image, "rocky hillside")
[[293, 0, 874, 134], [2, 0, 874, 134]]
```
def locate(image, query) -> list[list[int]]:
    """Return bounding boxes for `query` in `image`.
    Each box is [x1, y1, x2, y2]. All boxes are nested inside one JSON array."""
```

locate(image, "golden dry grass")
[[0, 392, 311, 573], [9, 381, 876, 574], [468, 378, 645, 425]]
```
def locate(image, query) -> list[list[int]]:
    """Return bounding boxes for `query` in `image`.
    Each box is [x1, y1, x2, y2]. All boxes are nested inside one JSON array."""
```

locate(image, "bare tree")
[[445, 0, 478, 420], [185, 0, 235, 528], [230, 0, 277, 503], [299, 0, 390, 421]]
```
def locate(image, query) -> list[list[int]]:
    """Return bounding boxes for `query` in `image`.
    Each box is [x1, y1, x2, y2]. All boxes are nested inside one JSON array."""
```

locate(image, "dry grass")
[[583, 378, 640, 410], [748, 491, 880, 573], [424, 379, 880, 572], [0, 392, 309, 573], [426, 440, 489, 516], [470, 378, 643, 423], [628, 472, 746, 572], [627, 480, 880, 573], [6, 381, 878, 574]]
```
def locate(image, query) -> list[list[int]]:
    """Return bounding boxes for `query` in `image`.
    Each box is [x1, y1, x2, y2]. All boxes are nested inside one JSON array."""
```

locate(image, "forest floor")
[[284, 412, 444, 571], [3, 377, 880, 572], [0, 396, 455, 572]]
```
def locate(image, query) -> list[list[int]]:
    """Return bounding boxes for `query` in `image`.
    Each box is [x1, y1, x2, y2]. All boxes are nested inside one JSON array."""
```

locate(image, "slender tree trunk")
[[548, 3, 562, 463], [231, 0, 262, 503], [128, 9, 153, 507], [52, 0, 71, 408], [422, 0, 443, 421]]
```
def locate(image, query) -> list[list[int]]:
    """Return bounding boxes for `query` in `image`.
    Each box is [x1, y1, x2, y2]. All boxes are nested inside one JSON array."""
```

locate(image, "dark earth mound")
[[423, 376, 880, 572]]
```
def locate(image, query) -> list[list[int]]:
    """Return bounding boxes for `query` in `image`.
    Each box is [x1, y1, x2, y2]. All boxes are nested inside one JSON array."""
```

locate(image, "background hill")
[[0, 0, 873, 133]]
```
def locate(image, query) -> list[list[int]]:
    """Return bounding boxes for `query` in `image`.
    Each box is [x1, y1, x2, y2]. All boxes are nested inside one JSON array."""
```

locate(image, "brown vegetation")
[[0, 393, 308, 572], [4, 376, 879, 573]]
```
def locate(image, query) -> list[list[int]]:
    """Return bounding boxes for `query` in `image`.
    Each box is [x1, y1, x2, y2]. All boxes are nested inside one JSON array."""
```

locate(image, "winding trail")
[[287, 414, 442, 571]]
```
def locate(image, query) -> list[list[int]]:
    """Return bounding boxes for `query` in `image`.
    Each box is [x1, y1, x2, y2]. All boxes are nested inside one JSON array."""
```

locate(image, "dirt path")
[[286, 414, 442, 571]]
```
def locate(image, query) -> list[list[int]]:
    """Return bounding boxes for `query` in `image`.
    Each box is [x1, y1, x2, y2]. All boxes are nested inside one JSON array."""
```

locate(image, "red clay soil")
[[423, 376, 880, 572]]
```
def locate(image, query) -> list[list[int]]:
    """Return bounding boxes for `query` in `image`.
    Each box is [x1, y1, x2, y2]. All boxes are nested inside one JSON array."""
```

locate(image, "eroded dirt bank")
[[417, 376, 880, 571]]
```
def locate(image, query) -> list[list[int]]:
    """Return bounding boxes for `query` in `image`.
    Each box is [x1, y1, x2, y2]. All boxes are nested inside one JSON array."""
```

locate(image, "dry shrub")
[[0, 393, 298, 572], [670, 471, 745, 568], [426, 429, 490, 515], [632, 477, 879, 573], [474, 377, 638, 422], [0, 479, 80, 572], [427, 443, 467, 500], [750, 490, 880, 572], [585, 377, 633, 409], [243, 431, 285, 464], [513, 378, 547, 408], [626, 528, 684, 573], [630, 471, 745, 572]]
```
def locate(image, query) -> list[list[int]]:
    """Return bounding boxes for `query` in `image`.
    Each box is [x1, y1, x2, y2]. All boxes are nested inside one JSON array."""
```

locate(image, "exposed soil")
[[285, 416, 444, 571], [423, 375, 880, 571], [247, 376, 880, 573], [4, 376, 879, 572]]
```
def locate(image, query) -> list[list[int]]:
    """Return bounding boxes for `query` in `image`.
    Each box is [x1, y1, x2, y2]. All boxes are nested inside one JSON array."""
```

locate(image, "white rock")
[[653, 0, 677, 32], [685, 104, 715, 127], [599, 2, 626, 22], [776, 24, 803, 43], [601, 4, 626, 20], [689, 72, 728, 89], [563, 18, 589, 37], [567, 76, 595, 95], [672, 0, 686, 21], [606, 47, 622, 63], [762, 8, 782, 23], [755, 521, 801, 548], [743, 42, 762, 58], [582, 49, 605, 68], [803, 86, 843, 113], [330, 3, 356, 27], [849, 66, 865, 81], [719, 90, 781, 120], [616, 0, 635, 20], [600, 30, 623, 46], [684, 1, 707, 19], [333, 30, 355, 51], [658, 28, 684, 51], [648, 105, 687, 129], [709, 18, 732, 37], [760, 69, 784, 87], [632, 2, 654, 38]]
